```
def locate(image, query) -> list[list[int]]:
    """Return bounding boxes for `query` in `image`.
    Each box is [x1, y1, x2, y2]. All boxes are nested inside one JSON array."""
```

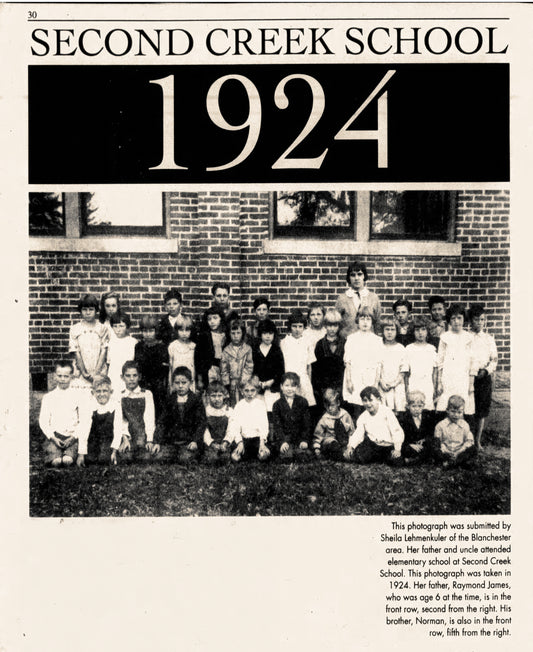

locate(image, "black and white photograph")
[[28, 188, 510, 517]]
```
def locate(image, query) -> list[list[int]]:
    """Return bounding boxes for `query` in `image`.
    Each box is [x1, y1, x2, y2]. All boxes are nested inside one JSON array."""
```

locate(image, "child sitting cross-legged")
[[398, 390, 436, 465], [271, 372, 312, 462], [203, 382, 234, 465], [433, 395, 476, 468], [77, 375, 123, 467], [39, 359, 84, 468], [313, 388, 355, 461], [119, 361, 155, 463], [344, 386, 404, 466], [227, 377, 270, 462], [151, 366, 207, 464]]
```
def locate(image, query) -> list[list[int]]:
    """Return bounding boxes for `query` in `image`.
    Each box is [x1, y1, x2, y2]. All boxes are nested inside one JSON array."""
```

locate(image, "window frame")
[[266, 190, 460, 257], [273, 191, 357, 240], [29, 192, 176, 253]]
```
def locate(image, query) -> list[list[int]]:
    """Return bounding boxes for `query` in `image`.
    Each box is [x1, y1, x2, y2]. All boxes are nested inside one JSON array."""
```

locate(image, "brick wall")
[[29, 189, 510, 377]]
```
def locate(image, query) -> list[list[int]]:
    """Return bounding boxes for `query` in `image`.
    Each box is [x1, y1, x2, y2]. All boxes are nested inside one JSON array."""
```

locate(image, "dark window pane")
[[370, 191, 454, 240], [29, 192, 65, 236], [274, 191, 354, 239]]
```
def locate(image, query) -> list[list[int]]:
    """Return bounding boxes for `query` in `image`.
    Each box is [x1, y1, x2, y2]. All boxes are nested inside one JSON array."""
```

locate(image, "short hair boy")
[[392, 299, 415, 346], [39, 360, 82, 467], [152, 366, 207, 463], [433, 395, 476, 467], [427, 295, 447, 342], [156, 288, 183, 346], [313, 388, 355, 461], [203, 382, 233, 465], [119, 361, 155, 462], [272, 372, 312, 461], [77, 376, 123, 466], [398, 391, 436, 464], [345, 386, 404, 465]]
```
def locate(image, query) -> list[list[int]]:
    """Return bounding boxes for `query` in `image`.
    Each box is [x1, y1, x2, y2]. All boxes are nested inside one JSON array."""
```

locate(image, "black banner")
[[29, 64, 509, 183]]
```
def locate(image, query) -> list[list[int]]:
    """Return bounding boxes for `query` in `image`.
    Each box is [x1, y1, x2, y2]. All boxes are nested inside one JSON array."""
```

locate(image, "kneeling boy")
[[77, 375, 123, 466], [39, 360, 83, 467], [313, 388, 355, 461], [433, 395, 476, 467], [272, 372, 312, 461], [345, 386, 404, 465], [152, 366, 207, 463], [120, 361, 155, 462]]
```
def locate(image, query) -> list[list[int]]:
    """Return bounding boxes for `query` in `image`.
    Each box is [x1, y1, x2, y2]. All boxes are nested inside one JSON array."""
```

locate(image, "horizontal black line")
[[28, 17, 510, 22]]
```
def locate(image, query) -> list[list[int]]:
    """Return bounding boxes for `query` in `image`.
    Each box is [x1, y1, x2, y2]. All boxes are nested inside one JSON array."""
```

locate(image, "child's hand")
[[410, 442, 423, 454], [51, 435, 65, 449], [390, 449, 401, 460], [343, 446, 353, 461], [187, 442, 198, 452], [280, 442, 290, 454], [298, 441, 309, 450], [314, 448, 322, 458], [76, 454, 86, 468], [210, 442, 220, 451], [221, 440, 230, 452], [147, 442, 160, 455], [258, 442, 270, 459], [110, 449, 118, 465], [234, 442, 244, 456], [119, 437, 131, 454]]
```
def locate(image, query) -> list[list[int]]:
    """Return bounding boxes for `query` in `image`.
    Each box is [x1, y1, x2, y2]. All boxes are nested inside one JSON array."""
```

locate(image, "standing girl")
[[405, 316, 438, 411], [435, 303, 476, 419], [343, 308, 383, 421], [252, 319, 285, 413], [220, 319, 254, 406], [168, 314, 196, 391], [99, 291, 121, 340], [378, 318, 408, 414], [280, 310, 316, 407], [69, 294, 109, 389]]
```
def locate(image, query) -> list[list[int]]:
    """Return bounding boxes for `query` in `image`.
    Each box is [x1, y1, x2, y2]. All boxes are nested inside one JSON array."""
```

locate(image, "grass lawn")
[[29, 388, 510, 517], [29, 430, 510, 518]]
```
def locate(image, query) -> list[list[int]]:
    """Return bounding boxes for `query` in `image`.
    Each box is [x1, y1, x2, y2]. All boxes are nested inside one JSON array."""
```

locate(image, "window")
[[370, 191, 455, 241], [29, 192, 65, 236], [81, 190, 166, 236], [268, 190, 460, 256], [274, 191, 355, 239], [29, 190, 175, 253]]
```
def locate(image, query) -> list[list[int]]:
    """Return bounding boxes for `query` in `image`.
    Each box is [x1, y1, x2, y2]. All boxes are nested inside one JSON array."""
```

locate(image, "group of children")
[[38, 278, 498, 470]]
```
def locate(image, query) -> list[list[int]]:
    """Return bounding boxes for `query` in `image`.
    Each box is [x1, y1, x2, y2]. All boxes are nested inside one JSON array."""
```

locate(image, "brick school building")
[[29, 189, 510, 388]]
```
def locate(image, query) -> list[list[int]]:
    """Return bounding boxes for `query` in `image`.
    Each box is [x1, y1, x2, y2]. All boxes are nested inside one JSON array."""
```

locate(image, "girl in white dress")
[[405, 316, 438, 411], [435, 304, 476, 415], [168, 314, 196, 391], [378, 318, 408, 413], [343, 308, 383, 421], [280, 309, 316, 406]]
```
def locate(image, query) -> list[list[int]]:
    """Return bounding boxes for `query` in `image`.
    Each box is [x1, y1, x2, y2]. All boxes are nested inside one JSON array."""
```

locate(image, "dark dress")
[[252, 342, 285, 394], [134, 340, 169, 418], [313, 335, 346, 401]]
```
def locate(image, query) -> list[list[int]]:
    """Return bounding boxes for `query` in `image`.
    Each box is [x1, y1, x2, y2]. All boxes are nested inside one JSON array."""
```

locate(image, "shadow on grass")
[[30, 430, 510, 517]]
